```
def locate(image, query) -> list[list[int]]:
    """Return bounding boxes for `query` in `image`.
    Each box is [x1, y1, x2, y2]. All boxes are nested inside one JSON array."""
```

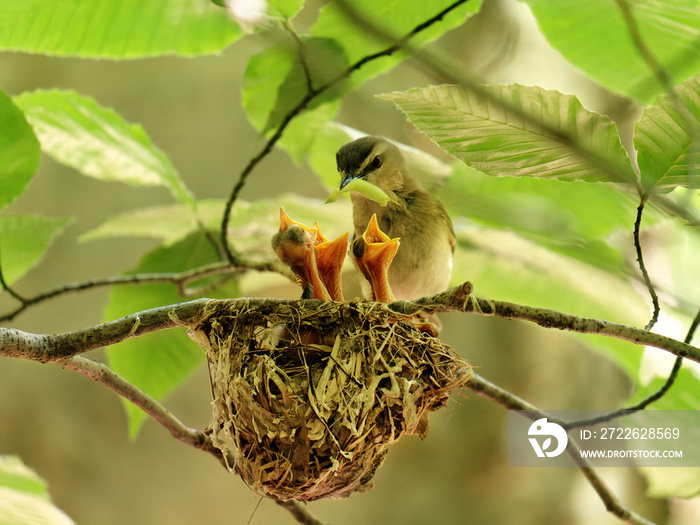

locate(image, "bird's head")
[[336, 136, 406, 194]]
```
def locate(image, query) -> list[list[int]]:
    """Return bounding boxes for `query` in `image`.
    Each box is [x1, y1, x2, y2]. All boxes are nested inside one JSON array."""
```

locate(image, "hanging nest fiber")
[[189, 298, 470, 502]]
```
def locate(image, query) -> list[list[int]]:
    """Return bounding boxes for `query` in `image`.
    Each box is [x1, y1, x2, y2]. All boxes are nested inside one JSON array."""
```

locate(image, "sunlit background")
[[1, 0, 698, 523]]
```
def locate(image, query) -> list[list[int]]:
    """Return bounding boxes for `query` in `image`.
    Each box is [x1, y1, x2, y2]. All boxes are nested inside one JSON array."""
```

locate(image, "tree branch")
[[634, 198, 660, 331], [273, 499, 329, 525], [2, 284, 699, 364], [467, 374, 656, 525], [564, 307, 700, 429], [3, 285, 687, 525], [57, 355, 233, 468]]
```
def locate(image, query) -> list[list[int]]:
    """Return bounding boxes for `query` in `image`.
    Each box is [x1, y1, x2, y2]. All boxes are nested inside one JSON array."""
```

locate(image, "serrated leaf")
[[382, 84, 636, 184], [0, 90, 40, 211], [105, 233, 220, 438], [0, 455, 75, 525], [635, 73, 700, 193], [0, 0, 241, 58], [14, 90, 195, 208], [523, 0, 700, 104], [0, 216, 72, 285]]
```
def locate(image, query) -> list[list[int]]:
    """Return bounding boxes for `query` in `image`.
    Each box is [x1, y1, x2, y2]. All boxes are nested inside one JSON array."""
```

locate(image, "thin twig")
[[0, 241, 27, 304], [57, 355, 234, 469], [284, 21, 315, 94], [566, 438, 656, 525], [565, 307, 700, 429], [273, 499, 329, 525], [219, 0, 475, 263], [0, 260, 292, 323], [467, 374, 656, 525], [634, 198, 660, 331]]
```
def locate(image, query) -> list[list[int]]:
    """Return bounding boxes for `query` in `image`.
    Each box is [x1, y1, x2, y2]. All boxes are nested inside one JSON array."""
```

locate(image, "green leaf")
[[0, 216, 72, 285], [640, 465, 700, 498], [382, 84, 636, 184], [438, 162, 643, 276], [0, 90, 40, 211], [14, 90, 196, 208], [242, 45, 295, 131], [79, 201, 223, 246], [278, 102, 341, 165], [0, 0, 241, 58], [635, 73, 700, 193], [310, 0, 482, 87], [0, 455, 75, 525], [268, 0, 305, 19], [105, 233, 219, 438], [451, 225, 649, 376], [522, 0, 700, 104], [630, 369, 700, 410], [307, 124, 356, 190], [242, 37, 348, 134], [628, 403, 700, 497]]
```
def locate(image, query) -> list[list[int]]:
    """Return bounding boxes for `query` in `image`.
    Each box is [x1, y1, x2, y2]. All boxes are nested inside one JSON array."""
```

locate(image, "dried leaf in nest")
[[189, 299, 470, 502]]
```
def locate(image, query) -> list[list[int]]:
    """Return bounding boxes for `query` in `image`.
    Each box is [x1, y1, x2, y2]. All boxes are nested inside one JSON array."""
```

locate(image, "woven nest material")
[[189, 299, 471, 502]]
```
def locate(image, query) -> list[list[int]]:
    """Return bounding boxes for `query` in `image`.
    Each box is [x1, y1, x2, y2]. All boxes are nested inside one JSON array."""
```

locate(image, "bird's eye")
[[370, 156, 382, 170]]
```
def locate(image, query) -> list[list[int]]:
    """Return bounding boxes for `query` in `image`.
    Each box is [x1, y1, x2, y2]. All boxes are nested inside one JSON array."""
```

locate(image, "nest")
[[189, 299, 470, 502]]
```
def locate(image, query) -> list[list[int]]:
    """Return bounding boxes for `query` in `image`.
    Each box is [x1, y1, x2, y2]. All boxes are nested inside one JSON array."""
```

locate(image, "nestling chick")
[[271, 208, 330, 300], [352, 214, 400, 303], [336, 136, 455, 301], [271, 208, 348, 301]]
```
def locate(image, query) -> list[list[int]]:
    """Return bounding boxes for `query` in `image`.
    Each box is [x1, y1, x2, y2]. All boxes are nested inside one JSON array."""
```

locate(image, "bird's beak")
[[315, 230, 349, 301], [278, 206, 316, 234], [272, 207, 330, 300], [362, 214, 394, 245], [354, 214, 400, 303], [278, 206, 295, 230], [339, 171, 359, 190]]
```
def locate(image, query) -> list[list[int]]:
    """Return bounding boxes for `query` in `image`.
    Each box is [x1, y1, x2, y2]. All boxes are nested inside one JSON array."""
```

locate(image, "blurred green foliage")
[[1, 0, 700, 523]]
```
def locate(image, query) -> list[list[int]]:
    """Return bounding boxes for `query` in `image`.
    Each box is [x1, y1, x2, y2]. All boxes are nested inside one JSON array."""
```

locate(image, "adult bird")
[[336, 136, 455, 301]]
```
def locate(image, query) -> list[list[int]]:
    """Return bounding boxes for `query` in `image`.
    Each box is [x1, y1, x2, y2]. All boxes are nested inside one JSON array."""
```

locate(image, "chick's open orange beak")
[[353, 214, 400, 303], [272, 207, 330, 300], [313, 224, 348, 301]]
